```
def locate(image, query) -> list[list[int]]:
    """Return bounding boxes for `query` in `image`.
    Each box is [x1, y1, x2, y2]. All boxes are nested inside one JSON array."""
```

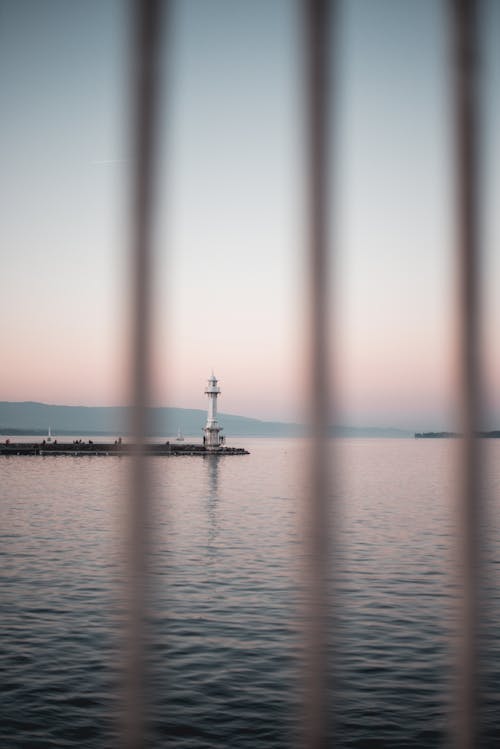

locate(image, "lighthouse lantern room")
[[203, 373, 224, 450]]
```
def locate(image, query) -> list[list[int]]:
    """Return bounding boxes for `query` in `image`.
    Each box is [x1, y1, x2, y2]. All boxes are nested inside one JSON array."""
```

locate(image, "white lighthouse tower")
[[203, 372, 224, 450]]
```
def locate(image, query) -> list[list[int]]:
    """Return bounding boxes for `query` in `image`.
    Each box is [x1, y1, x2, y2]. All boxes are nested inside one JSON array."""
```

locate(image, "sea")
[[2, 437, 500, 748]]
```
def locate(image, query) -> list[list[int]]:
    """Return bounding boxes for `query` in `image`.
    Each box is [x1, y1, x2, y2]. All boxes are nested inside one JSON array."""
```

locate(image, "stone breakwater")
[[0, 441, 249, 457]]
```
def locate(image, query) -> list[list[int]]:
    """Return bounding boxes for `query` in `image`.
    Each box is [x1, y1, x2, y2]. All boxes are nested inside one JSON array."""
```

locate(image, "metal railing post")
[[303, 1, 335, 747], [450, 1, 482, 746], [125, 2, 165, 747]]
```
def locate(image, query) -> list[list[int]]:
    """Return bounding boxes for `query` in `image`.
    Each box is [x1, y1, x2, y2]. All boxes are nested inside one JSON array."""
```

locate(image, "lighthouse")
[[203, 372, 224, 450]]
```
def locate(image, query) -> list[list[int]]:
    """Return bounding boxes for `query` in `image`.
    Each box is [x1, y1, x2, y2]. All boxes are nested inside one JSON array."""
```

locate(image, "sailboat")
[[47, 426, 53, 443], [175, 427, 184, 442]]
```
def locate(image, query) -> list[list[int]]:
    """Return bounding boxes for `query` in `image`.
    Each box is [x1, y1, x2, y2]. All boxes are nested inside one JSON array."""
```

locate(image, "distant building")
[[203, 373, 224, 450]]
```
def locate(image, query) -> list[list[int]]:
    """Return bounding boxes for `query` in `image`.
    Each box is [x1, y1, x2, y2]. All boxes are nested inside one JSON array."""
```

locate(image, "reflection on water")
[[205, 455, 219, 554], [2, 439, 500, 747]]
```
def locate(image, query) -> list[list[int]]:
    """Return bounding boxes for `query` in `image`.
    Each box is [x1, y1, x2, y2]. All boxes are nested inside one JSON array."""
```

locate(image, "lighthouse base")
[[203, 425, 224, 451]]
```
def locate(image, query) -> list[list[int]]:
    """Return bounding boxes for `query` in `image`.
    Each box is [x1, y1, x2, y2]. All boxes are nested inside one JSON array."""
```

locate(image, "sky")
[[0, 0, 499, 430]]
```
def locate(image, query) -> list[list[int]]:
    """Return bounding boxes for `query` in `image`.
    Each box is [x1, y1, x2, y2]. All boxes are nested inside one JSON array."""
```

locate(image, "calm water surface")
[[2, 438, 500, 747]]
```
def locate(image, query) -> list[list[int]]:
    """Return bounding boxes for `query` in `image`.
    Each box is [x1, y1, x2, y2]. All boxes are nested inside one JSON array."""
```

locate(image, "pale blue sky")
[[0, 0, 498, 429]]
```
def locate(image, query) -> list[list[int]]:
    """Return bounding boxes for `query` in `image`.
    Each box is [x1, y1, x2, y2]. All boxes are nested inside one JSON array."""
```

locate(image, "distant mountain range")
[[0, 401, 413, 439]]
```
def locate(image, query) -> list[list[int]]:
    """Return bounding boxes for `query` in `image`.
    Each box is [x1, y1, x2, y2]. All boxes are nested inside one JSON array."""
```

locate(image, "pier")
[[1, 374, 250, 457], [0, 441, 249, 457]]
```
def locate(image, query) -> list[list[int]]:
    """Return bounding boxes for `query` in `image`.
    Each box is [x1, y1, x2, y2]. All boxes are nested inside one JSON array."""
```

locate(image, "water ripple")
[[2, 439, 500, 746]]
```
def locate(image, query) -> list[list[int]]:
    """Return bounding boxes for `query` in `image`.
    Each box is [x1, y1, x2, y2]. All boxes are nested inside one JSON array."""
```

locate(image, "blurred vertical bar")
[[450, 1, 481, 747], [303, 1, 334, 747], [125, 1, 164, 747]]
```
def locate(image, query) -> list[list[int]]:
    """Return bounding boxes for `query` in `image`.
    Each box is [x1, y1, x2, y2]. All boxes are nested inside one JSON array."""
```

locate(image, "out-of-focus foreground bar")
[[450, 1, 482, 748], [303, 1, 335, 747], [125, 1, 165, 748]]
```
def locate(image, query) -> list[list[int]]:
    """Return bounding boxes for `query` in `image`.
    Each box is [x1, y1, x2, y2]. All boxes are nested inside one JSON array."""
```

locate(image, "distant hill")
[[415, 431, 500, 439], [0, 401, 299, 437], [0, 401, 413, 438]]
